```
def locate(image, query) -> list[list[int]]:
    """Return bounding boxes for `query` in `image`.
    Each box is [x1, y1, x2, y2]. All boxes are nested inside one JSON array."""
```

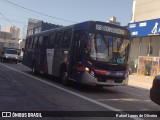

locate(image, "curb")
[[130, 74, 155, 78]]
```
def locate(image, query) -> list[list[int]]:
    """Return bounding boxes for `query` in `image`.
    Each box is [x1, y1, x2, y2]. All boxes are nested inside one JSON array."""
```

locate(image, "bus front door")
[[68, 31, 88, 80]]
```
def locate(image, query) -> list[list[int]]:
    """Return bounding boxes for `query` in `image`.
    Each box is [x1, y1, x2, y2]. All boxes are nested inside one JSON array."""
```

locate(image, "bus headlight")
[[85, 67, 94, 76], [85, 67, 89, 72]]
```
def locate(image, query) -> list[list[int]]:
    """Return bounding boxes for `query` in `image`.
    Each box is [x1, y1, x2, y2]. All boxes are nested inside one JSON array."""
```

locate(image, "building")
[[128, 0, 160, 76], [27, 18, 63, 36], [131, 0, 160, 22], [106, 16, 121, 26], [5, 26, 20, 41], [0, 31, 12, 41]]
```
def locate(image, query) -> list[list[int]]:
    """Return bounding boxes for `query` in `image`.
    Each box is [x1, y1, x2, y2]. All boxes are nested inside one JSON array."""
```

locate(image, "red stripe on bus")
[[77, 67, 86, 71], [94, 69, 110, 75]]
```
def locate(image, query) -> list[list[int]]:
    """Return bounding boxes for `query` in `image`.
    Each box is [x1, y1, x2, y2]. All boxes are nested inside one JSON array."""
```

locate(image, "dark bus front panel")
[[72, 22, 130, 86]]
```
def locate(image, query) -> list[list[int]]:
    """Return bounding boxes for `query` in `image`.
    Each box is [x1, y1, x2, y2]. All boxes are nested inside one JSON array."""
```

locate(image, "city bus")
[[23, 21, 131, 87]]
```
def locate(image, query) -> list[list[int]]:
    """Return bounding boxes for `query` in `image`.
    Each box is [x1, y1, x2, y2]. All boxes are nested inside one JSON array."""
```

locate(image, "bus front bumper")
[[81, 71, 128, 86]]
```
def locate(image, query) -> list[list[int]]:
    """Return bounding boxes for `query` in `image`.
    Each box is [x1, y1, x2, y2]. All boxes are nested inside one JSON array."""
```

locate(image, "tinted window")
[[49, 33, 56, 48], [38, 36, 43, 48], [25, 38, 30, 49], [29, 38, 34, 48], [54, 32, 63, 48], [33, 37, 38, 48], [61, 30, 72, 49], [43, 36, 49, 48]]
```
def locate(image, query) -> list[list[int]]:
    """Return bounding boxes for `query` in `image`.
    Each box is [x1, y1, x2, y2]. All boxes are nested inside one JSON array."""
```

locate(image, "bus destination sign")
[[96, 24, 125, 35]]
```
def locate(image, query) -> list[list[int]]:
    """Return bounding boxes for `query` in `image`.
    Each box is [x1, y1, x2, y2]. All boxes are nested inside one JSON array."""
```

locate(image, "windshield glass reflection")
[[89, 33, 130, 64]]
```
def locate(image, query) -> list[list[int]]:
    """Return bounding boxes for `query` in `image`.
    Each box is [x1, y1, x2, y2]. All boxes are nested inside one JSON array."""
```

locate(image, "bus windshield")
[[89, 33, 130, 64]]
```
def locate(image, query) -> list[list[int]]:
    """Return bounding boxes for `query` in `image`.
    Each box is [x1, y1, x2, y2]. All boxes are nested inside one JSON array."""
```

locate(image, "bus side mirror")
[[2, 51, 4, 55]]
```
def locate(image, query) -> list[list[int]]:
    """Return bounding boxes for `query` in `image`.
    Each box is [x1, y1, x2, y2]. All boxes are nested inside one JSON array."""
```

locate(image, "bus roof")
[[27, 21, 130, 38]]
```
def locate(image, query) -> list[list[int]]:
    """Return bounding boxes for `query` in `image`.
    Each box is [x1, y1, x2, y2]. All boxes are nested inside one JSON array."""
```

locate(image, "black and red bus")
[[23, 21, 131, 86]]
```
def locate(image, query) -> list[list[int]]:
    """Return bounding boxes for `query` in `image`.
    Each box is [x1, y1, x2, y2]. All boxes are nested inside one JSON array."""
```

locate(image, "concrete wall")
[[132, 0, 160, 22]]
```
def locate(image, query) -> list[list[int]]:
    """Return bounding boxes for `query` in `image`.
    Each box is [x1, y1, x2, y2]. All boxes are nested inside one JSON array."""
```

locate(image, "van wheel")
[[60, 67, 69, 86], [32, 62, 38, 75]]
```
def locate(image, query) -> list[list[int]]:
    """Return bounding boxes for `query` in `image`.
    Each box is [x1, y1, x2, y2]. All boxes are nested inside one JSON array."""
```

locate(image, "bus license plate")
[[107, 80, 114, 84]]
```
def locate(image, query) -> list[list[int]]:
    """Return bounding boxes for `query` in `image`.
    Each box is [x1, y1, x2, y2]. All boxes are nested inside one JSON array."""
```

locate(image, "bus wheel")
[[32, 62, 38, 75], [60, 68, 69, 86]]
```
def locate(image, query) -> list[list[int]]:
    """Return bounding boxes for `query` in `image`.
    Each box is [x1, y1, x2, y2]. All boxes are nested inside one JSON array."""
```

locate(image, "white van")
[[2, 49, 19, 64]]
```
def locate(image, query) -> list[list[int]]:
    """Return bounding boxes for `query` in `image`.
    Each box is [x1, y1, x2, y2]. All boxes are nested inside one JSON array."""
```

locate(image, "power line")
[[0, 17, 27, 25], [0, 2, 50, 21], [0, 12, 14, 26], [1, 0, 77, 23]]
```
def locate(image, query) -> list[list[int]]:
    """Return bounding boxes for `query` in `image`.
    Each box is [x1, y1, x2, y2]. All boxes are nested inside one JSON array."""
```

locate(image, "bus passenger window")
[[33, 37, 38, 48], [43, 36, 49, 48], [49, 33, 56, 48], [38, 36, 43, 48], [29, 38, 34, 49], [25, 38, 30, 49], [54, 32, 63, 48], [61, 30, 72, 49]]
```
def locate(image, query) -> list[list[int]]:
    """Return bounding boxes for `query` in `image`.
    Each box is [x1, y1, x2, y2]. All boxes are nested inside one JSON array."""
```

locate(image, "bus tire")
[[32, 62, 38, 75], [60, 67, 69, 86], [3, 59, 5, 63]]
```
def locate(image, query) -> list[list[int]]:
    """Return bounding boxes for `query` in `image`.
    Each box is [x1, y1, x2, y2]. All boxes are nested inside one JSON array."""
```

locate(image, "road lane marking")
[[0, 63, 144, 120], [97, 98, 151, 102]]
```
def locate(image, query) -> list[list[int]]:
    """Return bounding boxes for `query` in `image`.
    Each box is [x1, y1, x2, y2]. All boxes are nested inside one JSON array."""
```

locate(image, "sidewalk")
[[128, 74, 155, 90]]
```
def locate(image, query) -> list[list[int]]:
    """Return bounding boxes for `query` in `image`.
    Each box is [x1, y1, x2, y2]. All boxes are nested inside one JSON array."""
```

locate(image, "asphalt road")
[[0, 62, 159, 120]]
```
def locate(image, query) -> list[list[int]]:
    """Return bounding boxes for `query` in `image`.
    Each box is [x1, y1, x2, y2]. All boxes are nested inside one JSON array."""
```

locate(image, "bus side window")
[[61, 30, 72, 49], [80, 33, 88, 49], [49, 33, 56, 49], [54, 32, 63, 48], [38, 36, 43, 48], [29, 38, 34, 49], [25, 38, 30, 49], [33, 37, 38, 48], [43, 35, 49, 48], [74, 31, 88, 61]]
